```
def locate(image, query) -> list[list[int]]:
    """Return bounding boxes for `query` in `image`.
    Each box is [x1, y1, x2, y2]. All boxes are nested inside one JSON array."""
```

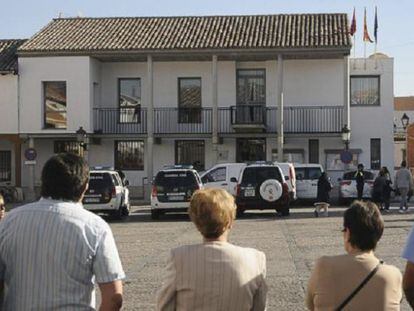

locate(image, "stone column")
[[344, 56, 350, 129], [276, 54, 284, 162], [147, 55, 154, 186], [212, 55, 218, 163]]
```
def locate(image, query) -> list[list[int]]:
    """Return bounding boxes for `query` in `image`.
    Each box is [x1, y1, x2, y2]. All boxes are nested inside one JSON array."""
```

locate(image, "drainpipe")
[[212, 55, 218, 163], [277, 54, 284, 162]]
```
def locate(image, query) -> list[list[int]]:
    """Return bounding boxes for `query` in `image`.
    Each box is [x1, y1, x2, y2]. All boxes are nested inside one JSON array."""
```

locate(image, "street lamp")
[[76, 126, 87, 150], [341, 125, 351, 150], [402, 113, 410, 130]]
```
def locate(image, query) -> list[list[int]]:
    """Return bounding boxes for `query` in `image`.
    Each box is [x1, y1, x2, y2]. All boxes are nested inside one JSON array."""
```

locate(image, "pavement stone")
[[101, 205, 413, 310]]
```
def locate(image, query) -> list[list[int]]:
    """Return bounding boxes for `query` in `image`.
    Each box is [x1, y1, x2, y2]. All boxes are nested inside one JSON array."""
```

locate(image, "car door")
[[111, 173, 123, 207], [307, 167, 322, 199], [201, 166, 228, 191]]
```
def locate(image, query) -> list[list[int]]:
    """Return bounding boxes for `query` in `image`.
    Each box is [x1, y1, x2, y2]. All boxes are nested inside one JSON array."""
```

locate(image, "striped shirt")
[[0, 198, 125, 310]]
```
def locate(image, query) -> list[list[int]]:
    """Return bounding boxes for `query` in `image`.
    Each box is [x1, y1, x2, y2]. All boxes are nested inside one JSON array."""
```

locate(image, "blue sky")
[[2, 0, 413, 96]]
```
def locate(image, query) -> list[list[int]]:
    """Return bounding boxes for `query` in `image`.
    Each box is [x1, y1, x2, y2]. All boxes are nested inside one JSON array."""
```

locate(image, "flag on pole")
[[374, 6, 378, 43], [350, 8, 356, 35], [363, 7, 373, 43]]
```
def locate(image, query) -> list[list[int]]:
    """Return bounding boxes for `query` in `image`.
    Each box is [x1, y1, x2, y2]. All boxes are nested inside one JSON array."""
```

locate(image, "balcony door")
[[235, 69, 266, 124], [236, 138, 266, 163]]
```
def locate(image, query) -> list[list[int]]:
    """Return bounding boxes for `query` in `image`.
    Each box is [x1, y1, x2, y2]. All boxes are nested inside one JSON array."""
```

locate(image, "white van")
[[294, 164, 324, 200], [201, 163, 247, 196], [273, 162, 297, 201]]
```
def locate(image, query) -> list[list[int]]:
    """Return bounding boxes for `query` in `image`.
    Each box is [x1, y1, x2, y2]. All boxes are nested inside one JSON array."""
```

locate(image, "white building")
[[10, 14, 394, 198], [0, 39, 26, 187]]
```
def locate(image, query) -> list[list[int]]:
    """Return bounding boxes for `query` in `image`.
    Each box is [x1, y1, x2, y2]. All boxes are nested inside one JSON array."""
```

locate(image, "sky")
[[1, 0, 413, 96]]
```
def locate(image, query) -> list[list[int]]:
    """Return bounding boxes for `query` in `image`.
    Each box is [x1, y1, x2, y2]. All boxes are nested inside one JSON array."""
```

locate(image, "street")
[[104, 205, 413, 310]]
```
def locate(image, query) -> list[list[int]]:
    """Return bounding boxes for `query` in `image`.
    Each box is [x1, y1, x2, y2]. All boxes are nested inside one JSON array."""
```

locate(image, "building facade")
[[0, 14, 395, 198]]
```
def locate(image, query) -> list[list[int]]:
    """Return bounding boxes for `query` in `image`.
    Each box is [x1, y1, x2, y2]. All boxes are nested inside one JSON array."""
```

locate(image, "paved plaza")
[[106, 205, 413, 310]]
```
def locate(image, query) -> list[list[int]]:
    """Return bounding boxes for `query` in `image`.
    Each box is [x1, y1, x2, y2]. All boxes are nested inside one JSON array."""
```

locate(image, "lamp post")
[[401, 113, 410, 162], [76, 126, 88, 159], [341, 125, 351, 150]]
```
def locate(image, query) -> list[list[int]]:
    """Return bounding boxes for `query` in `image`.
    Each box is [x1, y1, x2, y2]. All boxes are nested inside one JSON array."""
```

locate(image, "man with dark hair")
[[307, 201, 402, 310], [395, 160, 413, 213], [0, 153, 125, 310], [355, 163, 365, 200]]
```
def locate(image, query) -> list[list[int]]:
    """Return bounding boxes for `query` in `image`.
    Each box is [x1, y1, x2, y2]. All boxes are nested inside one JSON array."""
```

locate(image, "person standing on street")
[[0, 153, 125, 310], [314, 172, 332, 217], [395, 160, 414, 213], [355, 164, 365, 201]]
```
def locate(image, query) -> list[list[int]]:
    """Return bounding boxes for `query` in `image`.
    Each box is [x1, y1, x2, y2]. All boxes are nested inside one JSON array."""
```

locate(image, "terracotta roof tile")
[[395, 97, 414, 111], [0, 39, 26, 72], [19, 14, 352, 54]]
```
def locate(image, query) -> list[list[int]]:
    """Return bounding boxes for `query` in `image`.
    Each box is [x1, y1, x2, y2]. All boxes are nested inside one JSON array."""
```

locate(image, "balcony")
[[93, 106, 344, 135], [93, 108, 147, 134], [154, 108, 212, 135]]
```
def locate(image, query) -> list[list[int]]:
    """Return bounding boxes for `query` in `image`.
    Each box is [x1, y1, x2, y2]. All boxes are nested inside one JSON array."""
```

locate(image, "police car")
[[151, 165, 202, 219], [83, 167, 130, 219]]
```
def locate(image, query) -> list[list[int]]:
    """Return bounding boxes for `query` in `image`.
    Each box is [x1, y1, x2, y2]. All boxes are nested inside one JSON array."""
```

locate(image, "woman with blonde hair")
[[157, 188, 267, 311]]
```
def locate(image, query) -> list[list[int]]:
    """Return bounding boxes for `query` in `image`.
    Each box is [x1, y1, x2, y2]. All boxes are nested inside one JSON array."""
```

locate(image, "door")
[[201, 166, 231, 193], [295, 167, 322, 199], [236, 138, 266, 163]]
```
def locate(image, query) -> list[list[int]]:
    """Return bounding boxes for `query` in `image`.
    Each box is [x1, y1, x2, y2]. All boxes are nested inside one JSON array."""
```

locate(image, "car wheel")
[[236, 209, 245, 218], [151, 209, 161, 220]]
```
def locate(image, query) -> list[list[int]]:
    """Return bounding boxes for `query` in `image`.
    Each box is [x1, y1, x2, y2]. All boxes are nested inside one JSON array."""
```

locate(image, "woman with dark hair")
[[314, 172, 332, 217], [372, 169, 387, 210], [306, 201, 402, 310]]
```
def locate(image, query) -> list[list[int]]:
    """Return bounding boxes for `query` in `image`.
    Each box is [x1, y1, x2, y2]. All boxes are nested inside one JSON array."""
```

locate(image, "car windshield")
[[88, 173, 113, 192], [241, 167, 282, 184], [296, 167, 322, 180], [155, 171, 198, 192], [343, 171, 374, 180]]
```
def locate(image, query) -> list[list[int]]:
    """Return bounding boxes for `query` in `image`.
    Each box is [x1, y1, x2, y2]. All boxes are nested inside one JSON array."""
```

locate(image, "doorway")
[[236, 138, 266, 163]]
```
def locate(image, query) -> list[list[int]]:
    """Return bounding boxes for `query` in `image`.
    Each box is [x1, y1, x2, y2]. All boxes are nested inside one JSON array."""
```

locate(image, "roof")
[[0, 39, 26, 73], [19, 14, 352, 55], [395, 97, 414, 111]]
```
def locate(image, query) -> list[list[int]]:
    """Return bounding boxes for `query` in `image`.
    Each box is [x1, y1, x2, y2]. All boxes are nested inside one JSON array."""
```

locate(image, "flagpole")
[[364, 41, 366, 70], [353, 35, 356, 69]]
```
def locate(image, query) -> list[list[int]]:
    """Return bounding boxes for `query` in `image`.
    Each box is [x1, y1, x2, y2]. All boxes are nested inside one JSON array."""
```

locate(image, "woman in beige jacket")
[[306, 201, 402, 311], [157, 188, 267, 311]]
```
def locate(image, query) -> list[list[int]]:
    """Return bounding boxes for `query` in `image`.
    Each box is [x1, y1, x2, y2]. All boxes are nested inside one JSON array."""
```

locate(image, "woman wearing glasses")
[[306, 201, 402, 310]]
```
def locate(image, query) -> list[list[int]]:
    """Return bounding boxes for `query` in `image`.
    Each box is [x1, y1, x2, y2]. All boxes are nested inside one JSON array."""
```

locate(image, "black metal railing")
[[154, 108, 212, 134], [93, 108, 147, 134], [284, 106, 343, 133], [93, 106, 343, 135]]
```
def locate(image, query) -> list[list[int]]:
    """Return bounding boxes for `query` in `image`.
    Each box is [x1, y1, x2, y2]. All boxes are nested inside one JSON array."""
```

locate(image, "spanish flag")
[[349, 8, 356, 36], [363, 8, 373, 43]]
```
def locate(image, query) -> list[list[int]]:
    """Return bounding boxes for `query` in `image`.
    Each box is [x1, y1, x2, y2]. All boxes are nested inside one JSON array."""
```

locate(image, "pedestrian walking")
[[0, 153, 125, 310], [314, 172, 332, 217], [372, 169, 387, 210], [355, 164, 365, 200], [306, 201, 402, 310], [381, 167, 394, 212], [0, 194, 5, 221], [395, 160, 414, 213]]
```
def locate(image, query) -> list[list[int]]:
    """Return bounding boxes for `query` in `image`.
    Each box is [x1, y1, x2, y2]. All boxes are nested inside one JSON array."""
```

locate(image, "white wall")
[[0, 74, 18, 133], [19, 56, 93, 133], [350, 58, 394, 175]]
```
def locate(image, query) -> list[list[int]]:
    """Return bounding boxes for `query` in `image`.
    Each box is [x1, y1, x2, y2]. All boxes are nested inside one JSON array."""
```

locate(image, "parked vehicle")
[[151, 165, 202, 219], [83, 168, 130, 219], [294, 164, 324, 200], [201, 163, 247, 196], [235, 162, 290, 216], [273, 162, 297, 201], [339, 170, 375, 204]]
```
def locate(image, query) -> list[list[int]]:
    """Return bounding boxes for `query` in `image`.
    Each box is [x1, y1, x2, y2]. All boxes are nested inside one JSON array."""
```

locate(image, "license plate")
[[244, 189, 255, 197], [168, 196, 184, 201], [84, 197, 100, 203]]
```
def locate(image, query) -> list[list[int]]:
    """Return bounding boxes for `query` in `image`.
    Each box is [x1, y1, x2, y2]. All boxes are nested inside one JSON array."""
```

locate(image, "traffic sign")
[[340, 150, 353, 164], [24, 148, 37, 161]]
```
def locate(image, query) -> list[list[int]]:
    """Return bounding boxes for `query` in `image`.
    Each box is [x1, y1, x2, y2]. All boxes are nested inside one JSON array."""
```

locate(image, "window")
[[237, 138, 266, 163], [371, 138, 381, 170], [351, 76, 380, 106], [54, 141, 83, 156], [44, 81, 67, 129], [202, 167, 226, 183], [236, 69, 266, 105], [325, 151, 359, 171], [178, 78, 201, 123], [119, 78, 141, 123], [309, 140, 319, 164], [175, 140, 205, 171], [0, 151, 11, 182], [115, 141, 144, 170]]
